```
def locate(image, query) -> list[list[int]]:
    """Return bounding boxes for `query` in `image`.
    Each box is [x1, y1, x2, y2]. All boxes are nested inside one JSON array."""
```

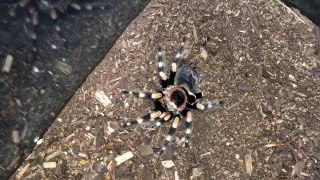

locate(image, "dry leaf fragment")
[[79, 159, 88, 165], [161, 160, 175, 168], [115, 151, 134, 166], [244, 154, 253, 175], [96, 127, 105, 148], [292, 161, 305, 176], [139, 145, 153, 156]]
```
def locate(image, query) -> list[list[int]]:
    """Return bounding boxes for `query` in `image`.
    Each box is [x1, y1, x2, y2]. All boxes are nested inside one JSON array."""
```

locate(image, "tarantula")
[[121, 37, 224, 155]]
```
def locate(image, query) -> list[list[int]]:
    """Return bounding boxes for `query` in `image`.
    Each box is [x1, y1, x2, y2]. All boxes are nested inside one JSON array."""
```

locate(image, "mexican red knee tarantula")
[[121, 37, 224, 155]]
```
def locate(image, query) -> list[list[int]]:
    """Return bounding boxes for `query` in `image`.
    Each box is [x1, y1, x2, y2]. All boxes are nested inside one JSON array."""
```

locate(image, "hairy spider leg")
[[168, 37, 187, 86], [151, 112, 173, 129], [187, 99, 225, 111], [123, 111, 162, 129], [159, 115, 180, 155], [183, 110, 193, 148], [194, 92, 204, 99], [156, 47, 168, 88], [121, 90, 163, 100]]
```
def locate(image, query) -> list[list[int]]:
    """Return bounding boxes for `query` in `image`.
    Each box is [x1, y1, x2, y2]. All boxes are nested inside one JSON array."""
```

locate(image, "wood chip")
[[174, 171, 179, 180], [45, 150, 61, 161], [264, 144, 277, 148], [70, 3, 81, 10], [16, 163, 30, 179], [2, 54, 13, 73], [107, 77, 122, 84], [244, 154, 253, 175], [200, 47, 208, 60], [78, 153, 88, 158], [115, 151, 134, 166], [193, 25, 199, 44], [150, 3, 170, 8], [55, 61, 72, 75], [107, 160, 116, 180], [288, 74, 297, 82], [12, 130, 20, 144], [43, 162, 57, 169], [95, 90, 112, 107], [161, 160, 175, 168], [191, 168, 203, 178]]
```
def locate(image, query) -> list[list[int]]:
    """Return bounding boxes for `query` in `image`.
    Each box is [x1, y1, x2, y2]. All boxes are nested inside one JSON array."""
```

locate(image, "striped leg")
[[121, 90, 163, 100], [151, 112, 173, 129], [187, 99, 225, 111], [123, 111, 162, 129], [168, 37, 187, 85], [184, 111, 193, 148], [195, 91, 204, 99], [156, 47, 168, 88], [159, 116, 180, 155]]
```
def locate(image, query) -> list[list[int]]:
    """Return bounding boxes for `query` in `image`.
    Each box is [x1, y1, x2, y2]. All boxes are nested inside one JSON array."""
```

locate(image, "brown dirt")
[[11, 0, 320, 179]]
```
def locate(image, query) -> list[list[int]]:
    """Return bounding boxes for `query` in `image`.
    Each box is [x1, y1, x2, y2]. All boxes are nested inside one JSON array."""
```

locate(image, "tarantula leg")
[[187, 99, 225, 111], [121, 90, 163, 100], [159, 116, 180, 155], [154, 100, 167, 112], [184, 110, 193, 148], [180, 87, 197, 104], [123, 111, 162, 129], [151, 112, 172, 129], [168, 37, 187, 85], [156, 47, 168, 88], [195, 92, 204, 99]]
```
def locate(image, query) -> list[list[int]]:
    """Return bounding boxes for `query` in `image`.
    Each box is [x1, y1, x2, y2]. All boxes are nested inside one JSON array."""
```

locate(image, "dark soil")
[[9, 0, 320, 179], [0, 0, 150, 179]]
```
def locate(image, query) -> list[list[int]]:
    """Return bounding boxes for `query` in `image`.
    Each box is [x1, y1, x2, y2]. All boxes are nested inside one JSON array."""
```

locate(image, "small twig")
[[107, 77, 122, 84], [275, 0, 307, 24]]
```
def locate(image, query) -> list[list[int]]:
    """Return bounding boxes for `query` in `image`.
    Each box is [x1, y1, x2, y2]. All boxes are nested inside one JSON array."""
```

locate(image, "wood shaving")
[[244, 154, 253, 176], [161, 160, 175, 168], [95, 90, 112, 107], [115, 151, 134, 166], [42, 162, 57, 169]]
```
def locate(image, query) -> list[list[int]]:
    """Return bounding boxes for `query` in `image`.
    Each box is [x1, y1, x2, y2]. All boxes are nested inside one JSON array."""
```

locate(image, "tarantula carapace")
[[121, 37, 224, 155]]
